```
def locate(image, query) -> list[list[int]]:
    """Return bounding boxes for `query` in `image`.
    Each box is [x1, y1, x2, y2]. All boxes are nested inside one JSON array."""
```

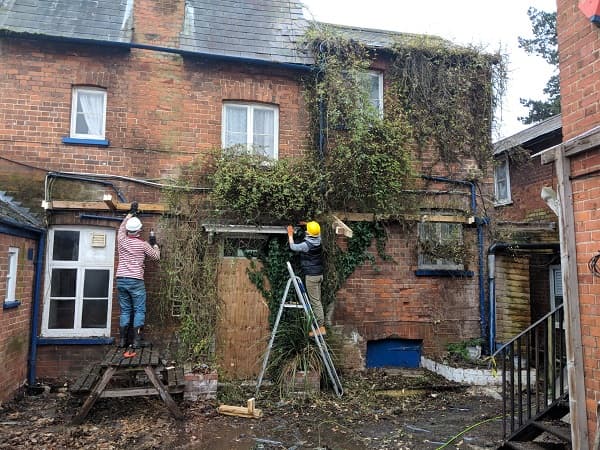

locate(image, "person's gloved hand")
[[129, 201, 139, 216], [149, 233, 157, 247], [287, 225, 294, 238]]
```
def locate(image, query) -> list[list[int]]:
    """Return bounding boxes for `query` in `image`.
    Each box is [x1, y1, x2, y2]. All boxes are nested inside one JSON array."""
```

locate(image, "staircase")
[[493, 305, 572, 449]]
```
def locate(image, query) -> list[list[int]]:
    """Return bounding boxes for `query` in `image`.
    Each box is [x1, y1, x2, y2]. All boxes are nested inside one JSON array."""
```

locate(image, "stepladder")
[[255, 262, 343, 397]]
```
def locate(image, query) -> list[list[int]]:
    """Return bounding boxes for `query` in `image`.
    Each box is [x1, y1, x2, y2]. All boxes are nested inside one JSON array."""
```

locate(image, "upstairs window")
[[70, 87, 107, 141], [494, 157, 511, 205], [5, 247, 19, 303], [360, 70, 383, 114], [222, 103, 279, 159], [418, 222, 465, 270]]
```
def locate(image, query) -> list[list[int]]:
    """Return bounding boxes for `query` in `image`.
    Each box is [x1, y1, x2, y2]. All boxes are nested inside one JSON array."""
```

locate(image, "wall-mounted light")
[[579, 0, 600, 26]]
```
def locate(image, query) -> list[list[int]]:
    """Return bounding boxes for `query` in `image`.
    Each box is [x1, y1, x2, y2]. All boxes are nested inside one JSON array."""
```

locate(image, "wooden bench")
[[71, 346, 184, 424]]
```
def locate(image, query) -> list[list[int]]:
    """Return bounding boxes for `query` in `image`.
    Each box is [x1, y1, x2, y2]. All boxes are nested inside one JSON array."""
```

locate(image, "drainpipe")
[[27, 230, 46, 386], [487, 242, 560, 353], [421, 175, 487, 349]]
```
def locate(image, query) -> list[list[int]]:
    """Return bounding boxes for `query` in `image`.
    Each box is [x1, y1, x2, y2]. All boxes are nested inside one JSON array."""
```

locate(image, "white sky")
[[301, 0, 557, 141]]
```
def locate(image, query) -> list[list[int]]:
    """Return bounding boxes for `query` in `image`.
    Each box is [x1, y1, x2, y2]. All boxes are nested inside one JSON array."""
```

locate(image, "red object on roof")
[[579, 0, 600, 23]]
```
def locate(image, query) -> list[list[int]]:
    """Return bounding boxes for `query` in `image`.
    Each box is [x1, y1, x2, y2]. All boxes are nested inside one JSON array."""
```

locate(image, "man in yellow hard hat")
[[287, 221, 326, 336]]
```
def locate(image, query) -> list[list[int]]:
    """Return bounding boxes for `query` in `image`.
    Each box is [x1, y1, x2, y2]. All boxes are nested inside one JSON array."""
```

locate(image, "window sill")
[[3, 300, 21, 310], [494, 200, 513, 207], [62, 137, 110, 146], [37, 337, 114, 345], [415, 269, 474, 277]]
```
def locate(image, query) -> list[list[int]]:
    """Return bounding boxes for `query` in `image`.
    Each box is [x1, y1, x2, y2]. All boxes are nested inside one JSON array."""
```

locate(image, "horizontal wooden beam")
[[332, 211, 474, 224], [42, 195, 168, 213]]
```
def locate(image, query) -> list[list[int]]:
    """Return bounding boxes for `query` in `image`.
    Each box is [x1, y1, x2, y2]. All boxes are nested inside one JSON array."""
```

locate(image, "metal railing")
[[492, 304, 567, 440]]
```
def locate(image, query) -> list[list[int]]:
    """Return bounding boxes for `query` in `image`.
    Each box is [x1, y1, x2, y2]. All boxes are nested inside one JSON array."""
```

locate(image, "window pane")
[[75, 111, 89, 134], [253, 108, 274, 157], [83, 269, 109, 298], [48, 299, 75, 329], [76, 91, 104, 136], [50, 268, 77, 297], [224, 105, 248, 147], [82, 299, 108, 328], [53, 231, 80, 261], [369, 73, 381, 110]]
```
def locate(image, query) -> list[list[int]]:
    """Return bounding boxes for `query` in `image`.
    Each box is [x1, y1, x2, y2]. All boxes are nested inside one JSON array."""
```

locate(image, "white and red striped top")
[[116, 217, 160, 280]]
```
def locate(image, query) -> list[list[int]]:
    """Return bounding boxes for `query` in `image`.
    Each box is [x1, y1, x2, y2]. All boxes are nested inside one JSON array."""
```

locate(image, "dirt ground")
[[0, 369, 504, 450]]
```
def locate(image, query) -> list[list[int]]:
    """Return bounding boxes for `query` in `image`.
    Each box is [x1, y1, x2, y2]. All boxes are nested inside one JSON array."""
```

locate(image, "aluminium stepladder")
[[255, 261, 343, 397]]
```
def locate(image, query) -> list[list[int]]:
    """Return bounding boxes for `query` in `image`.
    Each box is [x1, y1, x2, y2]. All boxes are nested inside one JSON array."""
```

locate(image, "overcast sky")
[[301, 0, 557, 141]]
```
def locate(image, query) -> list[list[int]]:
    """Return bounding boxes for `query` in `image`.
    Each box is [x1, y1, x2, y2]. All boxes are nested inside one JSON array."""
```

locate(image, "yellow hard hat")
[[306, 221, 320, 236]]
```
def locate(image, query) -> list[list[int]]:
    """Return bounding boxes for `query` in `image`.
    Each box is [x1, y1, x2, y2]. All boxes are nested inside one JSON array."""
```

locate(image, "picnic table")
[[70, 346, 184, 424]]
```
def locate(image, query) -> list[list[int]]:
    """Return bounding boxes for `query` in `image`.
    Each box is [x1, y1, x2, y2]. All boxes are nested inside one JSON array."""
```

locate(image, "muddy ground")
[[0, 369, 504, 449]]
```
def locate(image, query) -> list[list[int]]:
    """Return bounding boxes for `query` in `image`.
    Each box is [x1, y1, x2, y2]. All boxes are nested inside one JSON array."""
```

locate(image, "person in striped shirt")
[[116, 206, 160, 348]]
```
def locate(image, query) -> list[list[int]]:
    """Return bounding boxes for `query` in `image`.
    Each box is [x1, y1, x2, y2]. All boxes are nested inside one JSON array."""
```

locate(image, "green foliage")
[[388, 37, 500, 168], [447, 338, 483, 360], [211, 152, 323, 224], [518, 7, 560, 124]]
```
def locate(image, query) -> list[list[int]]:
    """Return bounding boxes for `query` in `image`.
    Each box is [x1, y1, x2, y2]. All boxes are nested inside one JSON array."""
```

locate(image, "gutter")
[[487, 242, 560, 353], [421, 176, 487, 349]]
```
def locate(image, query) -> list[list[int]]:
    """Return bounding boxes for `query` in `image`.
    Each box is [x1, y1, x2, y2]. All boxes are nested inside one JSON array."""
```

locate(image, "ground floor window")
[[42, 226, 115, 337]]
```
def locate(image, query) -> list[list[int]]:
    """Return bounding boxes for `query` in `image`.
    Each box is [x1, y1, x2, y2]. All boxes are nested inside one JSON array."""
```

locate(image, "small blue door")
[[366, 339, 422, 368]]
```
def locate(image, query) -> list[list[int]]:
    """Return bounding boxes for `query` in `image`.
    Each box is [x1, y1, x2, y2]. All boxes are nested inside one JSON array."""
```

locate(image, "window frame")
[[417, 222, 465, 271], [494, 156, 512, 205], [365, 70, 383, 115], [41, 226, 115, 338], [5, 247, 19, 303], [69, 86, 108, 141], [221, 102, 279, 159]]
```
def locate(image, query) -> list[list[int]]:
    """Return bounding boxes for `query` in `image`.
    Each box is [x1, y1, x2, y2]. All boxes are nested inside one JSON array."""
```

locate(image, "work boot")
[[118, 325, 129, 348], [133, 326, 150, 348]]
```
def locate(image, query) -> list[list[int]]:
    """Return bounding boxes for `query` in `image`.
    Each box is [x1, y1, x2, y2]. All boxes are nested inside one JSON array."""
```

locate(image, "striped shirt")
[[116, 217, 160, 280]]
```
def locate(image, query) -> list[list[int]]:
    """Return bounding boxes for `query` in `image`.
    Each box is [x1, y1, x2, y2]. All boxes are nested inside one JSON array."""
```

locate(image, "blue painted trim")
[[62, 137, 110, 146], [3, 300, 21, 309], [28, 231, 45, 386], [415, 269, 474, 277], [37, 337, 114, 345], [0, 219, 43, 239], [591, 15, 600, 24]]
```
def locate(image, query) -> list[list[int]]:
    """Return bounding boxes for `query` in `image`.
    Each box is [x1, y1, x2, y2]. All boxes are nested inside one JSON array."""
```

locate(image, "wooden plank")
[[331, 211, 473, 224], [144, 366, 183, 420], [103, 194, 118, 210], [555, 146, 588, 449], [331, 215, 353, 238], [100, 388, 159, 398], [43, 199, 167, 213], [217, 403, 263, 419], [72, 367, 116, 425]]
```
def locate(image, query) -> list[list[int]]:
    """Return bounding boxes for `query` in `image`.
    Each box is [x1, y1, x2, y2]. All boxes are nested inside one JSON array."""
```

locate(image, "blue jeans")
[[117, 278, 146, 328]]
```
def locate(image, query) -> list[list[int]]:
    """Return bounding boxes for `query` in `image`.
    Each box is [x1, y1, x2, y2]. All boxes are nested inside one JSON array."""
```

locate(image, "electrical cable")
[[589, 251, 600, 277], [435, 414, 504, 449]]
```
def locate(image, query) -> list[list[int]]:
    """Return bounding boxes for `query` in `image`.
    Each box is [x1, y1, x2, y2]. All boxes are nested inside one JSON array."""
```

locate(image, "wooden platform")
[[71, 346, 184, 424]]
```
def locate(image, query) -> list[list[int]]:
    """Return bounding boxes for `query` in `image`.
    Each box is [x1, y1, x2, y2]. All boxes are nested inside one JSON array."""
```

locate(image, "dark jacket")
[[289, 235, 323, 275]]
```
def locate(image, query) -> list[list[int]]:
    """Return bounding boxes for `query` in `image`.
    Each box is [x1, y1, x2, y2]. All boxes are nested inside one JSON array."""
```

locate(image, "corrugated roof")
[[0, 192, 42, 228], [179, 0, 312, 65], [493, 114, 562, 155], [0, 0, 133, 43]]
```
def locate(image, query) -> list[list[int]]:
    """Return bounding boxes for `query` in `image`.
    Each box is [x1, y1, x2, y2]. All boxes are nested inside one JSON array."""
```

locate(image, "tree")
[[517, 7, 560, 124]]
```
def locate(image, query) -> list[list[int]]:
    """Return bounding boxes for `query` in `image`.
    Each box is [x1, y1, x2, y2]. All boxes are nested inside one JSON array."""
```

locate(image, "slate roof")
[[179, 0, 312, 64], [493, 114, 562, 155], [0, 0, 133, 44], [0, 191, 42, 229]]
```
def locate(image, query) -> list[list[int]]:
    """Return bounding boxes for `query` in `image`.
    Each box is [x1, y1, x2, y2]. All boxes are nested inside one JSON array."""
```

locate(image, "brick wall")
[[333, 222, 481, 358], [0, 233, 37, 403], [557, 0, 600, 442]]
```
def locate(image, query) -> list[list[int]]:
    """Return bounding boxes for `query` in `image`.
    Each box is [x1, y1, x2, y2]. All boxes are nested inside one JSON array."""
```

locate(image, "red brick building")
[[0, 193, 43, 403], [0, 0, 495, 383], [538, 1, 600, 446]]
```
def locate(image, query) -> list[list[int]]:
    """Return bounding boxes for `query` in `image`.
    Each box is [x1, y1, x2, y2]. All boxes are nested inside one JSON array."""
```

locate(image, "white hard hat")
[[126, 217, 142, 232]]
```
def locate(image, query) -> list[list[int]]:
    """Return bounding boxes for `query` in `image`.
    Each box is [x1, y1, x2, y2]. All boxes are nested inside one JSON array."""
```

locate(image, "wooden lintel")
[[331, 215, 353, 238], [331, 212, 474, 224], [43, 197, 168, 213]]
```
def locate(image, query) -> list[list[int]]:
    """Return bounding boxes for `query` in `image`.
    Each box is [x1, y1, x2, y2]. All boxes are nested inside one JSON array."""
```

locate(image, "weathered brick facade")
[[556, 0, 600, 444], [0, 0, 494, 383], [0, 233, 37, 403]]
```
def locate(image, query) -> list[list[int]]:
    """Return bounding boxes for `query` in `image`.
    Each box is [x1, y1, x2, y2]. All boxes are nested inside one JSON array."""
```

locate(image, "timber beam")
[[42, 195, 168, 213]]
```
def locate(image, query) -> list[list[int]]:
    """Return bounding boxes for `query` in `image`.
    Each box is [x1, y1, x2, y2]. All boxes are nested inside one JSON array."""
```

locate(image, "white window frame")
[[5, 247, 19, 302], [221, 102, 279, 159], [42, 226, 115, 338], [494, 156, 512, 205], [365, 70, 383, 115], [417, 222, 464, 270], [69, 86, 107, 140]]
